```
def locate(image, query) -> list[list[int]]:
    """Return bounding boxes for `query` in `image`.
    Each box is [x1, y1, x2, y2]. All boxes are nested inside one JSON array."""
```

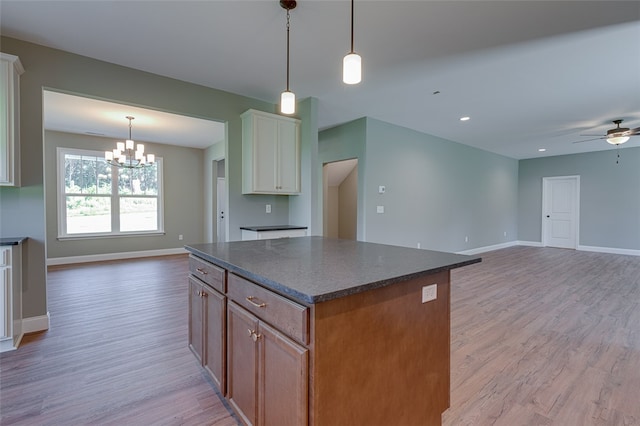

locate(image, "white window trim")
[[56, 147, 164, 239]]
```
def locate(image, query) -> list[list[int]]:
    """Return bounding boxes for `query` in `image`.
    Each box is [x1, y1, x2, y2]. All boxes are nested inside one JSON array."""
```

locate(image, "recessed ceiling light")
[[538, 148, 546, 152], [460, 116, 470, 121]]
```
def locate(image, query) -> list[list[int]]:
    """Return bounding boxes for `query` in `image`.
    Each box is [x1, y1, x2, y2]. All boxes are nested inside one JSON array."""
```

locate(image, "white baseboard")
[[516, 240, 545, 247], [463, 240, 638, 257], [457, 241, 518, 255], [47, 247, 188, 266], [578, 245, 640, 256], [22, 312, 50, 333]]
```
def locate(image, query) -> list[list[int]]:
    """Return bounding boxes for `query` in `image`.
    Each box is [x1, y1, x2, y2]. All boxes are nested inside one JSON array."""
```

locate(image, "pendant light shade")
[[280, 90, 296, 115], [280, 0, 297, 115], [343, 0, 361, 85], [343, 53, 361, 85]]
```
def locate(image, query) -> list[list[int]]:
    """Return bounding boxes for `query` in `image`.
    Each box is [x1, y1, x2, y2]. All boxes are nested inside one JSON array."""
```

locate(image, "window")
[[57, 147, 163, 238]]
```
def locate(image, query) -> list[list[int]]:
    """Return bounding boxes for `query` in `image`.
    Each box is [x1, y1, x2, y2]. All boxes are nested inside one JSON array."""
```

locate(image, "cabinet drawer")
[[189, 255, 226, 293], [228, 273, 309, 345]]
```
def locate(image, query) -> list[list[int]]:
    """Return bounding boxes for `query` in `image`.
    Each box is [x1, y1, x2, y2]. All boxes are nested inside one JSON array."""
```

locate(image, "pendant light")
[[280, 0, 297, 115], [343, 0, 361, 84]]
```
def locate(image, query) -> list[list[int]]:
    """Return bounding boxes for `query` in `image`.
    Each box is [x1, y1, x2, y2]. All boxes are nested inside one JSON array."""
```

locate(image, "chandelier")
[[105, 116, 155, 168]]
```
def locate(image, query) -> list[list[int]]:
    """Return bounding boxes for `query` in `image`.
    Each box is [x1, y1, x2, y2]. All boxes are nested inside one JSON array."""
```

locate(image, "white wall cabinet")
[[241, 109, 300, 195], [0, 53, 24, 187], [0, 244, 23, 352]]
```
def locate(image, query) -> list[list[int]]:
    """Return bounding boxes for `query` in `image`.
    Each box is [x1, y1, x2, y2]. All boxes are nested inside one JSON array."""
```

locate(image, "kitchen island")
[[186, 237, 480, 426]]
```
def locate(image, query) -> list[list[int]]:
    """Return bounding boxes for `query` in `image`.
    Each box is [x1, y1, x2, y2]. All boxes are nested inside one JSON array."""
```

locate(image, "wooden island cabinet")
[[186, 237, 480, 426]]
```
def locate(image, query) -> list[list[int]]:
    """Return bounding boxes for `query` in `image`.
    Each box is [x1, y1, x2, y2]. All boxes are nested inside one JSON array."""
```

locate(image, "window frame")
[[56, 147, 164, 240]]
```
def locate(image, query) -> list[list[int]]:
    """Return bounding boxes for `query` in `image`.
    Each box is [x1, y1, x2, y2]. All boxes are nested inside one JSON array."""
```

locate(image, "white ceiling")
[[2, 1, 640, 159], [43, 91, 225, 148]]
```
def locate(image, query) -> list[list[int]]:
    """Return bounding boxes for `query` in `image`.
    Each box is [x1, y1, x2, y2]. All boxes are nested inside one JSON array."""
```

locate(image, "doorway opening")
[[323, 159, 358, 240], [212, 159, 226, 242]]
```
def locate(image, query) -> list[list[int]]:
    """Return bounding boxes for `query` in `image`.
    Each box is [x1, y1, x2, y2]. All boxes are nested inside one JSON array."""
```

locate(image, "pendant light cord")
[[286, 9, 291, 91], [350, 0, 355, 54]]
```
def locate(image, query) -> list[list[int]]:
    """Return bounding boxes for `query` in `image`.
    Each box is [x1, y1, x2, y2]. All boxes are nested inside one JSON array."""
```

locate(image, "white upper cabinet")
[[242, 109, 300, 195], [0, 53, 24, 187]]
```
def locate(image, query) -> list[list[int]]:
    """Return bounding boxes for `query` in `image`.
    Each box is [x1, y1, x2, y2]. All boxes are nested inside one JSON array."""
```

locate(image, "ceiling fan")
[[573, 119, 640, 145]]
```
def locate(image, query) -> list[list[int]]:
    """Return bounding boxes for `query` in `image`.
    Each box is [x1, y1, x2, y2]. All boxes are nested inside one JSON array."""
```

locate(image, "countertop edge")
[[240, 225, 308, 231], [0, 237, 28, 246], [186, 244, 481, 305]]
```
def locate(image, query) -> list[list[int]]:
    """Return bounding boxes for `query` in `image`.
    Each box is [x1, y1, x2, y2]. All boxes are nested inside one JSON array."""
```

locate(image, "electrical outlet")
[[266, 204, 271, 213], [465, 236, 469, 243], [378, 185, 386, 194], [417, 242, 421, 249], [376, 205, 384, 214], [178, 234, 183, 241], [504, 231, 507, 237], [422, 284, 437, 303]]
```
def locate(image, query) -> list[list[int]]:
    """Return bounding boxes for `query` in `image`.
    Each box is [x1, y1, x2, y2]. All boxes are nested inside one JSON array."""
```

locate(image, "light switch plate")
[[422, 284, 437, 303], [377, 205, 384, 214]]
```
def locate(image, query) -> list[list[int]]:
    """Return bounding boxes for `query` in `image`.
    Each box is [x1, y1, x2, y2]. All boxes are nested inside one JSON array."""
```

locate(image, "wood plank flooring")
[[444, 246, 640, 426], [0, 255, 238, 426], [1, 247, 639, 425]]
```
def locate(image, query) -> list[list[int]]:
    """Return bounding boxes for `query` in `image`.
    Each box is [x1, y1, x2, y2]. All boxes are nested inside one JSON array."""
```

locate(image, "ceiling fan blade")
[[628, 127, 640, 136], [572, 136, 605, 144]]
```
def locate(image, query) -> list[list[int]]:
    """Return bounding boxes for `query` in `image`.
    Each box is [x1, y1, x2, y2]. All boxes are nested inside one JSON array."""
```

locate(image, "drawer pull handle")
[[196, 268, 208, 275], [247, 329, 262, 342], [246, 296, 266, 308]]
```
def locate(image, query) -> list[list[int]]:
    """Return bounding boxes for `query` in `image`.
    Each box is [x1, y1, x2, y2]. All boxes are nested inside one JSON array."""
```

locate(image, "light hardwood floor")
[[1, 247, 639, 425]]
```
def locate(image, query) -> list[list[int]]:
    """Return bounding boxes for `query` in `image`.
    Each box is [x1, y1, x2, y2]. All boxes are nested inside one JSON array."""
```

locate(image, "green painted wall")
[[319, 117, 519, 252], [518, 147, 640, 250], [44, 130, 204, 259]]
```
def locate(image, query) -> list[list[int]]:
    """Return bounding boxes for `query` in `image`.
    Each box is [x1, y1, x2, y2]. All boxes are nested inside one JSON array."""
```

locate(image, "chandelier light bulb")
[[343, 52, 362, 84], [281, 90, 295, 115]]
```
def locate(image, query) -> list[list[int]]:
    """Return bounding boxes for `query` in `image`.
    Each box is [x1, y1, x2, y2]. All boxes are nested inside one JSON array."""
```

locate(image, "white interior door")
[[217, 177, 226, 242], [542, 176, 579, 249]]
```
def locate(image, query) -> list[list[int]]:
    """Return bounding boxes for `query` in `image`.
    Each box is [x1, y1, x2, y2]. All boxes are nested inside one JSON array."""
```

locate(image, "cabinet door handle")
[[251, 332, 261, 342], [246, 296, 266, 308], [196, 268, 208, 275]]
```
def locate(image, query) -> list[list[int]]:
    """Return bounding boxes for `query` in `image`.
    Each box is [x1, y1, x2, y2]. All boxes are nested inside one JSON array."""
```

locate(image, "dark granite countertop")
[[186, 236, 480, 305], [240, 225, 308, 231], [0, 237, 27, 246]]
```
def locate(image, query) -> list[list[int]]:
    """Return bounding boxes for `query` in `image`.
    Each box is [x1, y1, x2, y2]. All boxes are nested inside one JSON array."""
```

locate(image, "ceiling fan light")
[[281, 90, 295, 115], [343, 53, 361, 84], [606, 136, 630, 145]]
